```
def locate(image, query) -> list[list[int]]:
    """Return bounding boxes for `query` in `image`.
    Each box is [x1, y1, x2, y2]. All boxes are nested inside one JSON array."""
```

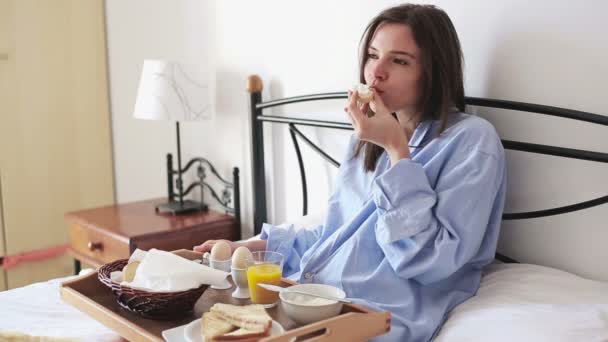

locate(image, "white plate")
[[162, 323, 187, 342], [183, 318, 285, 342]]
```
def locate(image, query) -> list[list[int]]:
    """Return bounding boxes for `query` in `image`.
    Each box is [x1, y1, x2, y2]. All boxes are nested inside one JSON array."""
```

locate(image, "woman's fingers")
[[193, 240, 217, 253], [347, 91, 372, 139], [347, 90, 358, 111], [361, 103, 370, 116], [193, 239, 245, 254], [346, 90, 377, 140], [348, 91, 367, 120], [370, 88, 389, 116]]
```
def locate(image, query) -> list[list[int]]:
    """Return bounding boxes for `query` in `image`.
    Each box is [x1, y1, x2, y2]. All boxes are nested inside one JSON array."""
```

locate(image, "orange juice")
[[247, 263, 282, 304]]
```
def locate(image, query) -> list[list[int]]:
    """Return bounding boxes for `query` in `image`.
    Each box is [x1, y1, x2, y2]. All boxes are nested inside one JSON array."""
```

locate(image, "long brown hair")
[[354, 4, 465, 172]]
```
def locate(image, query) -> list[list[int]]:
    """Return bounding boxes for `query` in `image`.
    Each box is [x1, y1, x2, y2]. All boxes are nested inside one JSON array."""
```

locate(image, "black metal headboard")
[[164, 153, 241, 240], [246, 75, 608, 263]]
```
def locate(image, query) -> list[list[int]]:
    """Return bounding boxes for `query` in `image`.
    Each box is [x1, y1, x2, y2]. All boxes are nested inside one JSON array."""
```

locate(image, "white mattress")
[[0, 274, 122, 341]]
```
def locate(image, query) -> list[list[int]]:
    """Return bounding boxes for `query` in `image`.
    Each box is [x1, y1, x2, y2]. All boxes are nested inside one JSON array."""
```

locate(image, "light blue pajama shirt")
[[260, 112, 507, 342]]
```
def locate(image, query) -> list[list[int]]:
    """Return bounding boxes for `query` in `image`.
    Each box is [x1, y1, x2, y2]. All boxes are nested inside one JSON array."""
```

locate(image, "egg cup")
[[230, 267, 250, 299], [209, 258, 232, 290], [202, 253, 233, 290]]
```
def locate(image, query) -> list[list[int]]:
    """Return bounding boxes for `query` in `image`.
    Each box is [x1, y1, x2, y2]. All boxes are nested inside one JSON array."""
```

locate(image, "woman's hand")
[[192, 239, 267, 254], [345, 89, 411, 164], [193, 239, 244, 254]]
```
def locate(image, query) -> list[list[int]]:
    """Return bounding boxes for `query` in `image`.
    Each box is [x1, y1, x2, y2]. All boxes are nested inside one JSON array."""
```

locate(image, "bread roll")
[[122, 261, 140, 282], [352, 83, 373, 104]]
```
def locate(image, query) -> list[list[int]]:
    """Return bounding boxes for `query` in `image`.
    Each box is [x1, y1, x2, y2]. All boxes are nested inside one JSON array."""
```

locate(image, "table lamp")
[[133, 60, 212, 214]]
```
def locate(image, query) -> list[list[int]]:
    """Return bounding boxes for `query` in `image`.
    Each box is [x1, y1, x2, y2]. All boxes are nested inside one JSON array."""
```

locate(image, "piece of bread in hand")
[[202, 311, 237, 341], [352, 83, 373, 104]]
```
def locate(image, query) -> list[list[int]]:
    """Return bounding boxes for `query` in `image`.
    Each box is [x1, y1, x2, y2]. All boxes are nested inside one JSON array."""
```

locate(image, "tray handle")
[[262, 311, 391, 342]]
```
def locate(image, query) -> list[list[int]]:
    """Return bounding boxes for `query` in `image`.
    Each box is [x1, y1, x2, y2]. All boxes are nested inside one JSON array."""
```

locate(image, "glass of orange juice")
[[246, 251, 284, 308]]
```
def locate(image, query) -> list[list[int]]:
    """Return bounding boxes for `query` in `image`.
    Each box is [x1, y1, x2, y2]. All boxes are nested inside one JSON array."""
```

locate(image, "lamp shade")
[[133, 60, 211, 122]]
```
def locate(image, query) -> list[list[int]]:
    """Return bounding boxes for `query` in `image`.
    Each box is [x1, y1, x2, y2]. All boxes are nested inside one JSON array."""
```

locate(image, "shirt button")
[[304, 272, 313, 280]]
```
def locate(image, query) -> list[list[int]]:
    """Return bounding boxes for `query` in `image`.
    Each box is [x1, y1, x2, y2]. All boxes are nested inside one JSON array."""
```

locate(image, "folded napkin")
[[112, 249, 228, 292]]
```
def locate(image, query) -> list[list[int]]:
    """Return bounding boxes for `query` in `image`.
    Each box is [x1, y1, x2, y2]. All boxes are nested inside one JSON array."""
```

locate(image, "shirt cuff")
[[259, 223, 297, 258], [372, 159, 437, 242]]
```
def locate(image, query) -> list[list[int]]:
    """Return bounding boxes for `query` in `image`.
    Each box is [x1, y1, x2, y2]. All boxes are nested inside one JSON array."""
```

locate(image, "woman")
[[195, 4, 506, 341]]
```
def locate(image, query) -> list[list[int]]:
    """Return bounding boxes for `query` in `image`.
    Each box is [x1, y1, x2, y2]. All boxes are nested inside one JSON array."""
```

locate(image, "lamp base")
[[155, 200, 208, 215]]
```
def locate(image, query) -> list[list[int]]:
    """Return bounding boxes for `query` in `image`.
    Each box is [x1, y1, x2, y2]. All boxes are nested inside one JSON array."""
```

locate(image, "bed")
[[245, 75, 608, 341], [0, 75, 606, 341]]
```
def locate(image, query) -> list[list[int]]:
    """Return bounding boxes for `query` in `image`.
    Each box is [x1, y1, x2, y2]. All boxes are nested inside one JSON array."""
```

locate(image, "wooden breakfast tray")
[[60, 250, 391, 341]]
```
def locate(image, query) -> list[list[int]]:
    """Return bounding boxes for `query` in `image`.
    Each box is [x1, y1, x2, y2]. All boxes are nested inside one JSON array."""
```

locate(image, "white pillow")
[[434, 263, 608, 342]]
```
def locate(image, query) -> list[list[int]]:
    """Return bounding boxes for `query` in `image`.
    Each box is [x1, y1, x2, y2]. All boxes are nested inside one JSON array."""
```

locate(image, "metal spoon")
[[257, 283, 352, 304]]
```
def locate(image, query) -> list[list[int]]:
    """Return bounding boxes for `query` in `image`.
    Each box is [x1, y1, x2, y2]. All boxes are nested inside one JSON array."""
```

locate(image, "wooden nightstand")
[[65, 198, 238, 273]]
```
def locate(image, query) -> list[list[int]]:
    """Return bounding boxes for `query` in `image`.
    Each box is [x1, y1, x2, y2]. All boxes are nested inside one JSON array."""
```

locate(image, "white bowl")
[[279, 284, 346, 325]]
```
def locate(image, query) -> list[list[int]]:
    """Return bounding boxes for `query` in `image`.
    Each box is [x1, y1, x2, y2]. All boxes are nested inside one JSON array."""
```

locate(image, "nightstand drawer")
[[65, 199, 238, 273], [68, 223, 130, 264]]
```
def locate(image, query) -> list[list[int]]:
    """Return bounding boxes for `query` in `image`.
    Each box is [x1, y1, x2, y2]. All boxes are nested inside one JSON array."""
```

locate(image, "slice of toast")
[[202, 311, 237, 341], [210, 303, 272, 332]]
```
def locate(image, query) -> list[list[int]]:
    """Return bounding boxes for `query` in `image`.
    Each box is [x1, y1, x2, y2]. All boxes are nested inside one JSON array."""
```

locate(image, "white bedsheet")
[[0, 274, 122, 342]]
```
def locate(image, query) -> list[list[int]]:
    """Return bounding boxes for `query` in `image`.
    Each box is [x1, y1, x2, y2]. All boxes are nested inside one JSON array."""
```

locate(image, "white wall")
[[105, 0, 608, 280]]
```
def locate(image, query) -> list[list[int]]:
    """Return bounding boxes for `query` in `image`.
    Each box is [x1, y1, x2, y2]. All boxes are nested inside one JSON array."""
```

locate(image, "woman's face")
[[364, 23, 422, 116]]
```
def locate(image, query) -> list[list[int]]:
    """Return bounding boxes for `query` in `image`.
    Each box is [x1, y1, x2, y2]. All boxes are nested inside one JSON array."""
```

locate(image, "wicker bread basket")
[[98, 258, 208, 319]]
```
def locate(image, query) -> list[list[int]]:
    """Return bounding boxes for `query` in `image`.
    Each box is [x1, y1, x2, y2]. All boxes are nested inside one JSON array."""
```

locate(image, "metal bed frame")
[[246, 75, 608, 263], [163, 154, 241, 240]]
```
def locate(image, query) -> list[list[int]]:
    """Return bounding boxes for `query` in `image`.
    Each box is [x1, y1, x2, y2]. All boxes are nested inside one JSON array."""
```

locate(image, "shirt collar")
[[409, 120, 433, 151]]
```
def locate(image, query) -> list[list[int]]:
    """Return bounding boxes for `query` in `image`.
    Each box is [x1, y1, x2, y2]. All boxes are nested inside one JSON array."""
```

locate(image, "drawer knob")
[[87, 241, 103, 251]]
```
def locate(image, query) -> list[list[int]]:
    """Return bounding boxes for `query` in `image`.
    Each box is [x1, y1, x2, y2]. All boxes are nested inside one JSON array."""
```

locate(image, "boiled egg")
[[231, 246, 253, 269], [210, 241, 232, 261]]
